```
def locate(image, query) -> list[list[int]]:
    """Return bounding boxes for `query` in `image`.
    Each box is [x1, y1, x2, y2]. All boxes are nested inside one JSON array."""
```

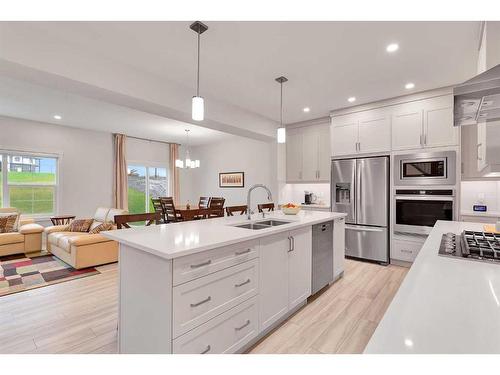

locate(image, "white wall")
[[280, 183, 330, 206], [0, 116, 169, 220], [461, 181, 500, 214], [180, 136, 277, 212]]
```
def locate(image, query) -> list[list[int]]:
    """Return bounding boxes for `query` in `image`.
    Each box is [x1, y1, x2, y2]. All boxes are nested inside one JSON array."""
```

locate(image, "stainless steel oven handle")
[[395, 195, 455, 201]]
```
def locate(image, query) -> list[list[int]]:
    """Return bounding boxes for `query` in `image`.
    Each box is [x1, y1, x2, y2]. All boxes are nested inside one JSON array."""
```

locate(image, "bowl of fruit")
[[281, 203, 301, 215]]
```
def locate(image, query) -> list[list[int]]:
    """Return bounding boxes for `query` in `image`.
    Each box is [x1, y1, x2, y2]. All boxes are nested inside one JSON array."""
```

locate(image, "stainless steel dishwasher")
[[311, 221, 334, 295]]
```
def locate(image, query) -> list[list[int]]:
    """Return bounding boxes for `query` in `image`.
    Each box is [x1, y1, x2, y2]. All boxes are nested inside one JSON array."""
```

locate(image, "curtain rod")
[[120, 134, 181, 146]]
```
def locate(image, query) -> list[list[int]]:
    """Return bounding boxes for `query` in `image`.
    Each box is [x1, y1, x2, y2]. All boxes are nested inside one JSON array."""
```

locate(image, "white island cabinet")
[[103, 210, 346, 354]]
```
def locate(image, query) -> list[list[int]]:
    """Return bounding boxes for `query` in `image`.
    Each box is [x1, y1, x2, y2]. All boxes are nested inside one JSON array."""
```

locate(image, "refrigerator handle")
[[355, 160, 361, 223]]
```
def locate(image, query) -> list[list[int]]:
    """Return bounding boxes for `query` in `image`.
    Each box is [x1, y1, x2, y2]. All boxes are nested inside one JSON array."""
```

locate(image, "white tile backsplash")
[[461, 181, 500, 213], [279, 183, 330, 206]]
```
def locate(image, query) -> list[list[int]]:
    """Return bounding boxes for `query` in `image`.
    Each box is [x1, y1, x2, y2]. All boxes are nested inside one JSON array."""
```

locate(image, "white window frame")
[[0, 150, 60, 218], [127, 160, 169, 213]]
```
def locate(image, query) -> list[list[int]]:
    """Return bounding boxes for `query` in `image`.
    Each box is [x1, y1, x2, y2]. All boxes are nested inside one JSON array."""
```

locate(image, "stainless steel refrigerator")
[[331, 156, 389, 264]]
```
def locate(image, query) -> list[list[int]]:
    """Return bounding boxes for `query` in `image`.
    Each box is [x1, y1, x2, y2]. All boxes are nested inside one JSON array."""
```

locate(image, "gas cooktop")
[[439, 231, 500, 264]]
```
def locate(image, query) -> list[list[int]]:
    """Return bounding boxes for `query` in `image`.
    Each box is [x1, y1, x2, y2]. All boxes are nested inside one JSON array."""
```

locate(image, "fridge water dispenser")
[[335, 183, 351, 204]]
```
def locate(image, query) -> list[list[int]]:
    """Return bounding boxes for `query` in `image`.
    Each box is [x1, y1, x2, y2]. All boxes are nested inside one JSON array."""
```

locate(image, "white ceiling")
[[0, 75, 233, 145], [13, 21, 481, 124]]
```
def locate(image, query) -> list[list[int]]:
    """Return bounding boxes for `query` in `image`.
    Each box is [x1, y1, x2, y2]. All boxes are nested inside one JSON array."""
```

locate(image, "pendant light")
[[190, 21, 208, 122], [176, 129, 200, 169], [275, 76, 288, 143]]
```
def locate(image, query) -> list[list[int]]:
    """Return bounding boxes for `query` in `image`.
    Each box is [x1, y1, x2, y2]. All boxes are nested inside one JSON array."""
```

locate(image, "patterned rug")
[[0, 253, 100, 297]]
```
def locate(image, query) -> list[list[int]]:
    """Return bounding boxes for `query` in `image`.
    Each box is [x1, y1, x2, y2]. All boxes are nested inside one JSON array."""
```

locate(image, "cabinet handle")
[[190, 260, 211, 269], [235, 248, 251, 256], [234, 279, 251, 288], [235, 319, 251, 331], [419, 134, 423, 146], [289, 236, 295, 252], [190, 296, 211, 307], [299, 171, 302, 180], [477, 143, 483, 161], [200, 345, 211, 354], [401, 249, 413, 254], [424, 134, 427, 145], [358, 142, 361, 152], [288, 236, 292, 252]]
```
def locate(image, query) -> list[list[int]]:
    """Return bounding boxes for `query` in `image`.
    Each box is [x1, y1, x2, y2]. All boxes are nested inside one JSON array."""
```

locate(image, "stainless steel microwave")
[[394, 151, 456, 186]]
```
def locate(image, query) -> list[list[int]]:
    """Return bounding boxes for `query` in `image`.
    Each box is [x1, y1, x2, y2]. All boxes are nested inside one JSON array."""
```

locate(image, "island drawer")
[[173, 258, 258, 338], [173, 239, 259, 285], [173, 296, 259, 354], [392, 239, 422, 262]]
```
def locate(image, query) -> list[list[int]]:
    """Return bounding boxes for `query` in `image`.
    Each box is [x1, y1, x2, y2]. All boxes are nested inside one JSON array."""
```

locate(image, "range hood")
[[454, 63, 500, 127]]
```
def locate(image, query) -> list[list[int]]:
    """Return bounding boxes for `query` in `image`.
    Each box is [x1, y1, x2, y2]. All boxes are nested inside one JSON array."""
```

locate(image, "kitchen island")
[[365, 220, 500, 354], [103, 210, 346, 354]]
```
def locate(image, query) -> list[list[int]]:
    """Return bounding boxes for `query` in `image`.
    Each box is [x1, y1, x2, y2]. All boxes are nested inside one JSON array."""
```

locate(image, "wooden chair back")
[[151, 198, 165, 222], [225, 205, 248, 216], [257, 203, 275, 213], [198, 196, 211, 209], [206, 197, 225, 218], [114, 212, 161, 229], [160, 197, 181, 222]]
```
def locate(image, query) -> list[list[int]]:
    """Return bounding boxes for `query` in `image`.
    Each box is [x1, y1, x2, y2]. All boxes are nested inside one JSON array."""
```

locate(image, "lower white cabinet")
[[288, 227, 312, 310], [260, 227, 312, 331], [173, 296, 259, 354], [392, 239, 423, 263]]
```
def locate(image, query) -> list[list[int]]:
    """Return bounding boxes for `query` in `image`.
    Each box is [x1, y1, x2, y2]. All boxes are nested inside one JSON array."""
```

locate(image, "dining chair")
[[114, 212, 161, 229], [225, 205, 248, 216], [151, 198, 165, 223], [198, 196, 211, 209], [207, 197, 225, 218], [257, 203, 275, 213], [160, 197, 182, 223]]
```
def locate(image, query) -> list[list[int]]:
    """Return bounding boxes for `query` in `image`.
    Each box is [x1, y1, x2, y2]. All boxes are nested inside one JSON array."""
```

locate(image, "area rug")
[[0, 253, 100, 297]]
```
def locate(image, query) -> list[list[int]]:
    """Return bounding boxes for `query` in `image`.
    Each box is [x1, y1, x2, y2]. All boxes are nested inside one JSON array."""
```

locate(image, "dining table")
[[175, 205, 210, 221]]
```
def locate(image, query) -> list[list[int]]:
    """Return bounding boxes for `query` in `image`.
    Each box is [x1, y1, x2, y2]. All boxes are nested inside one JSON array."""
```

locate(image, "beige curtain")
[[169, 143, 180, 205], [113, 134, 128, 210]]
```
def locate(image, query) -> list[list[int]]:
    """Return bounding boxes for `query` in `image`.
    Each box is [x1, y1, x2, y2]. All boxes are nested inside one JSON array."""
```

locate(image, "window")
[[127, 164, 168, 214], [0, 153, 58, 216]]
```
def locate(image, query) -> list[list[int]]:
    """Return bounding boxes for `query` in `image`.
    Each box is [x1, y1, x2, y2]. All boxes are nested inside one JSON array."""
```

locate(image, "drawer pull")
[[200, 345, 211, 354], [190, 296, 211, 307], [235, 319, 251, 331], [235, 248, 252, 256], [190, 260, 212, 269], [401, 249, 413, 253], [234, 279, 251, 288]]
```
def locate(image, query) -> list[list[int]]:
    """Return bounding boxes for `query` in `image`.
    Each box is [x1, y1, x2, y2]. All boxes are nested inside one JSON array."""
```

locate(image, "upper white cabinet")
[[286, 123, 331, 183], [331, 109, 391, 157], [331, 94, 458, 157], [392, 95, 457, 150]]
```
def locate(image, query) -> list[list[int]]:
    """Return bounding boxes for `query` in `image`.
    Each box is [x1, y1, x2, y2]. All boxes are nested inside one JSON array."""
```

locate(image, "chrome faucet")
[[246, 184, 273, 220]]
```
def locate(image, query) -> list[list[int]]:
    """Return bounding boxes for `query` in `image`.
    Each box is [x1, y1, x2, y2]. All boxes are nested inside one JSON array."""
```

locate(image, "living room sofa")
[[0, 208, 45, 257], [45, 207, 127, 269]]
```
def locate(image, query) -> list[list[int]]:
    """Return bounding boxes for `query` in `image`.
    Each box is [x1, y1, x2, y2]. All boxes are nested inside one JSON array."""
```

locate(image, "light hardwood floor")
[[0, 259, 407, 354]]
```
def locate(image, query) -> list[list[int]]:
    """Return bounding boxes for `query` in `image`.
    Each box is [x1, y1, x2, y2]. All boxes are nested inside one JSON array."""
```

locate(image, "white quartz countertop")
[[365, 220, 500, 354], [103, 210, 346, 260]]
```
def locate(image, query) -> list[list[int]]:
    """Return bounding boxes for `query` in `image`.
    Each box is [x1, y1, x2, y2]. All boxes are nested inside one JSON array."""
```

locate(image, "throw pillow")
[[68, 218, 94, 233], [0, 212, 20, 232], [88, 222, 113, 234], [0, 215, 18, 233]]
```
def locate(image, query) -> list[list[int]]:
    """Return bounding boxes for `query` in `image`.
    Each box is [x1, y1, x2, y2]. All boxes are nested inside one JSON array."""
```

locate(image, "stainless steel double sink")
[[233, 219, 293, 230]]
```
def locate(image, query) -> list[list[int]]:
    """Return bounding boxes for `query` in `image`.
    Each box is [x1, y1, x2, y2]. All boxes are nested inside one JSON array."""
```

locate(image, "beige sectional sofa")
[[0, 208, 44, 257], [45, 207, 127, 269]]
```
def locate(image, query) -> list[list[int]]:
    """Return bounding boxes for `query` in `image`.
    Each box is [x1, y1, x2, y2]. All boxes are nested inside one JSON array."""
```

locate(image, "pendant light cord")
[[196, 31, 200, 97], [280, 81, 283, 126]]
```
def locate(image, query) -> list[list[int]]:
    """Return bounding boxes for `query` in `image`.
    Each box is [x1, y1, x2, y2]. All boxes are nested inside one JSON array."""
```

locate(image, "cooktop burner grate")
[[461, 231, 500, 261]]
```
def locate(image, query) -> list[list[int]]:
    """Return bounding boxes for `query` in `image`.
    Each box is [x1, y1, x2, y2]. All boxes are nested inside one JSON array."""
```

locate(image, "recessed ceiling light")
[[303, 107, 310, 113], [405, 82, 415, 89], [348, 97, 356, 103], [386, 43, 399, 53], [53, 115, 62, 120]]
